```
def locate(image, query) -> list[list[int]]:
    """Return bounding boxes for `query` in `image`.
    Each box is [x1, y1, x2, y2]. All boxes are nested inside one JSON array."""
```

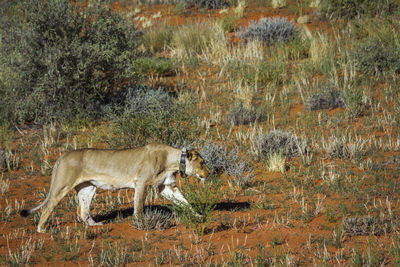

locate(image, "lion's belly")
[[90, 177, 137, 191]]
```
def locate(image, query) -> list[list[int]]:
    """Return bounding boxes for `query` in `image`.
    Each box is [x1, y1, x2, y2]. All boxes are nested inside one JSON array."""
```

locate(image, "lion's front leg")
[[157, 173, 202, 217], [160, 184, 189, 205], [157, 172, 188, 205], [133, 184, 147, 218], [160, 185, 202, 218]]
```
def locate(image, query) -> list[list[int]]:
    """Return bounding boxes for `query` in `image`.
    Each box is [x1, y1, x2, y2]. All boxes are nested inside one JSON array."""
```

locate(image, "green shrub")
[[225, 57, 287, 87], [284, 34, 311, 60], [106, 88, 199, 148], [219, 15, 237, 33], [184, 0, 228, 9], [352, 39, 400, 75], [170, 174, 220, 235], [224, 61, 260, 86], [344, 84, 364, 118], [318, 0, 399, 20], [130, 57, 176, 77], [324, 206, 341, 223], [0, 122, 14, 147], [0, 0, 140, 124], [348, 18, 397, 43]]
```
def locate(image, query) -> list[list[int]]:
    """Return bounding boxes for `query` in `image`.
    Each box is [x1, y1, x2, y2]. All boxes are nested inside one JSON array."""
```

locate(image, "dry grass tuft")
[[171, 22, 227, 60], [267, 153, 286, 173]]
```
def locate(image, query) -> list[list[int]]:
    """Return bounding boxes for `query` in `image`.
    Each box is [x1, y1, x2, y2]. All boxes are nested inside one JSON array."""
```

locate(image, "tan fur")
[[20, 143, 209, 233]]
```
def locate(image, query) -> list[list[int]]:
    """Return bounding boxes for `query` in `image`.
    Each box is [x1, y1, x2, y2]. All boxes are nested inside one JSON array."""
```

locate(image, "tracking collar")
[[179, 148, 187, 175]]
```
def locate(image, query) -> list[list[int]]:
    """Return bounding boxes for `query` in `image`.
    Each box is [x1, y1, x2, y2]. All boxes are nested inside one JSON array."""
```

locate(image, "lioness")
[[20, 143, 210, 233]]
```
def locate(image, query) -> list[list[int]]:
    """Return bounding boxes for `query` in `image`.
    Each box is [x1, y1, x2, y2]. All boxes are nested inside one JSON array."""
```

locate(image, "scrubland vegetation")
[[1, 0, 400, 265]]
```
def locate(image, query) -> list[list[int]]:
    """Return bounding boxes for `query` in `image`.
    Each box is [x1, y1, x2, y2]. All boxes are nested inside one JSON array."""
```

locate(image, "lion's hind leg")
[[36, 156, 83, 233], [37, 185, 74, 233], [76, 183, 101, 226]]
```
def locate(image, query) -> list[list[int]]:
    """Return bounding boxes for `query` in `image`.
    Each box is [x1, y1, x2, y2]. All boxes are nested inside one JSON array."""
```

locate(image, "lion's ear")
[[187, 150, 197, 161]]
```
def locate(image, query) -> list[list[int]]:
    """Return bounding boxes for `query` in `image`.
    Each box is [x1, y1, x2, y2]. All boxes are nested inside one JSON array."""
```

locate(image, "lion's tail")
[[20, 156, 61, 217], [20, 197, 49, 217]]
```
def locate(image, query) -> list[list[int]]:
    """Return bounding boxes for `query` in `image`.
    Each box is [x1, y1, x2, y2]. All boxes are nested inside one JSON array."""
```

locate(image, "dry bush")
[[343, 216, 394, 236], [322, 133, 366, 160], [184, 0, 228, 9], [304, 84, 345, 111], [236, 17, 297, 45], [251, 130, 307, 159], [226, 102, 260, 126], [198, 142, 254, 189], [131, 209, 175, 230]]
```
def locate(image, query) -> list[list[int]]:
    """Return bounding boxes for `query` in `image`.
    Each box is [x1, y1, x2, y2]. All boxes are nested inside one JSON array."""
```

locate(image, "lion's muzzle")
[[199, 167, 210, 179]]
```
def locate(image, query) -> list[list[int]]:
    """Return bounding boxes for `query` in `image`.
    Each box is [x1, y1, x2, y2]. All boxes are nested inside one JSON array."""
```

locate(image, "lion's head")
[[185, 149, 210, 181]]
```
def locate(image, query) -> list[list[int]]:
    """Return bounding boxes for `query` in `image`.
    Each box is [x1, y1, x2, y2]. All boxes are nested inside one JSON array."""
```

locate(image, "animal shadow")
[[214, 201, 251, 211], [93, 202, 250, 224], [93, 205, 173, 224]]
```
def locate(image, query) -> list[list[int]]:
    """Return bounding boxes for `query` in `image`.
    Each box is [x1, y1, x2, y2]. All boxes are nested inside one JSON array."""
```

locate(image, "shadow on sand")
[[93, 201, 251, 224], [93, 205, 171, 224]]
